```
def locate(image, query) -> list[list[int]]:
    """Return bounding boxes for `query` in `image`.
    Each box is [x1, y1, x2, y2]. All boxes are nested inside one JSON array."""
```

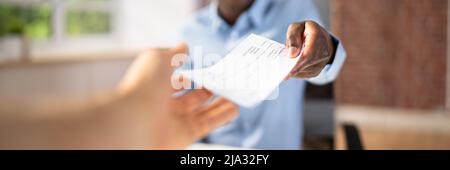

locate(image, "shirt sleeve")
[[306, 34, 347, 85]]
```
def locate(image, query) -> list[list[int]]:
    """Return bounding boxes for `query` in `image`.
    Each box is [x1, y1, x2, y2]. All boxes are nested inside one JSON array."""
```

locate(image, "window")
[[0, 0, 52, 40], [65, 0, 113, 38], [0, 0, 194, 61], [0, 0, 115, 40], [0, 0, 117, 60]]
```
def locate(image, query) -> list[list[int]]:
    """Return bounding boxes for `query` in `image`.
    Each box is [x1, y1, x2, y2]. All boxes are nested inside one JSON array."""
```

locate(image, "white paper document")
[[179, 34, 300, 107]]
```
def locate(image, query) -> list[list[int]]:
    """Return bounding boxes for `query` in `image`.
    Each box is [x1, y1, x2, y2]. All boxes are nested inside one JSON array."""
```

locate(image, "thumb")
[[168, 42, 189, 77], [286, 22, 305, 58], [171, 42, 189, 55]]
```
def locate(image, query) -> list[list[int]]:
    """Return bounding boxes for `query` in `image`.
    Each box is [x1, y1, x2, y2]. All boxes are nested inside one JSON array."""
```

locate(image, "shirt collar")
[[209, 0, 273, 33], [247, 0, 273, 28], [209, 0, 226, 32]]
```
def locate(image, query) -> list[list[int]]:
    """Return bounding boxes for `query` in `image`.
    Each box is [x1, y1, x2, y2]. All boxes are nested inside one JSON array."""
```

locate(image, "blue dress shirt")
[[176, 0, 346, 149]]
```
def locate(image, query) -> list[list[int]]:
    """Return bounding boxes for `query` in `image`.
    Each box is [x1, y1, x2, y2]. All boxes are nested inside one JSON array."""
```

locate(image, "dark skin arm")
[[285, 21, 335, 79]]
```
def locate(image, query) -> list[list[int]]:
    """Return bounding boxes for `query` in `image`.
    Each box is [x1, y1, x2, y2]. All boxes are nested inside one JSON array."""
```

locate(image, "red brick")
[[331, 0, 447, 109]]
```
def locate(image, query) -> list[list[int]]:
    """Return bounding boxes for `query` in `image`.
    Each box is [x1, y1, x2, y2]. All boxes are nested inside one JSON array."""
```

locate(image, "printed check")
[[179, 34, 301, 107]]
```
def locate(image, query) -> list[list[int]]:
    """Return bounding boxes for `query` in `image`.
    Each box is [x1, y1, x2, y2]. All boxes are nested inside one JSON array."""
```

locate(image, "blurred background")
[[0, 0, 449, 149]]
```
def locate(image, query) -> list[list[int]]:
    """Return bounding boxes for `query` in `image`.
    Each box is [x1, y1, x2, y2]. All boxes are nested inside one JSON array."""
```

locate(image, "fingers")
[[178, 97, 238, 140], [201, 102, 238, 132], [285, 21, 317, 78], [171, 74, 192, 93], [295, 65, 324, 78], [171, 89, 213, 114], [195, 97, 232, 116], [287, 21, 332, 79], [286, 22, 305, 58], [194, 98, 238, 138], [299, 21, 321, 62], [171, 42, 189, 55], [169, 42, 189, 76], [300, 55, 330, 71]]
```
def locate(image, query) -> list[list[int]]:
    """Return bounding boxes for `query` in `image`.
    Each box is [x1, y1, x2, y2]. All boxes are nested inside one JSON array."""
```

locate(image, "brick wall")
[[331, 0, 447, 109]]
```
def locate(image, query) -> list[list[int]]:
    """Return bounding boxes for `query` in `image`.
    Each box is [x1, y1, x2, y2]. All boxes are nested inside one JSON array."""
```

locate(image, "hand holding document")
[[179, 34, 301, 107]]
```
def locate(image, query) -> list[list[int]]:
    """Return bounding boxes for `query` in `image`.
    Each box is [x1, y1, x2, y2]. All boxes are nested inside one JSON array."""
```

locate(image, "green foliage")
[[0, 3, 52, 39], [0, 1, 111, 39], [66, 10, 111, 37]]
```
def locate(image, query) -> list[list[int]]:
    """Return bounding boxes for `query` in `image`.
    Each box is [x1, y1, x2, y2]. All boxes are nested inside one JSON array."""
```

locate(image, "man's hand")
[[119, 44, 238, 149], [0, 44, 237, 149], [285, 21, 334, 79], [170, 89, 238, 148]]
